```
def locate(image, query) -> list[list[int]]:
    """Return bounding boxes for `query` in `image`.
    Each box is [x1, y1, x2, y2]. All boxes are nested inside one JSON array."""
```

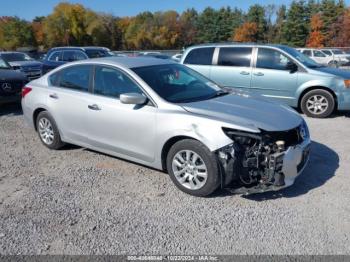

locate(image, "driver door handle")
[[240, 71, 250, 75], [88, 104, 101, 111], [253, 72, 264, 76]]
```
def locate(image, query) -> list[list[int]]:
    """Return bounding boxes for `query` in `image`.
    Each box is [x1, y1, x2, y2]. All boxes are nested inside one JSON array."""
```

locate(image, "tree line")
[[0, 0, 348, 51]]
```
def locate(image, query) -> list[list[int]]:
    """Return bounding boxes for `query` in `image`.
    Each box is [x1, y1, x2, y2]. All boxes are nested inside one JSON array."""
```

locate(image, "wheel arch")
[[298, 86, 338, 109], [33, 108, 47, 131], [161, 135, 200, 171]]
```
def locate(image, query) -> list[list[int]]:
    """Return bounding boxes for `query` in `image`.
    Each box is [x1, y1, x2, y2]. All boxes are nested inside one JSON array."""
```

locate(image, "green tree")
[[197, 7, 243, 43], [179, 8, 198, 47], [196, 7, 219, 42], [282, 0, 310, 47], [0, 17, 36, 50], [320, 0, 346, 45], [307, 0, 320, 16], [247, 4, 267, 42], [264, 4, 276, 43], [43, 3, 94, 47], [272, 5, 287, 43]]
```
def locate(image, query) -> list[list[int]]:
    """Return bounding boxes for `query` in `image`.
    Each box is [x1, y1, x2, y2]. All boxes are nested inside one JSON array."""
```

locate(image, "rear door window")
[[218, 47, 252, 67], [62, 51, 87, 62], [183, 47, 214, 65], [57, 65, 91, 92]]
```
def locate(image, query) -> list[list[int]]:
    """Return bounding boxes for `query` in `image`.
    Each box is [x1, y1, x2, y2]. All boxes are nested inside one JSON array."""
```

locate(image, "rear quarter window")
[[49, 72, 60, 86], [183, 47, 215, 65]]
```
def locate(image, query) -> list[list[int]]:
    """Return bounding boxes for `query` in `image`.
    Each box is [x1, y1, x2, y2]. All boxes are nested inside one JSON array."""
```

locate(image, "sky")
[[0, 0, 332, 21]]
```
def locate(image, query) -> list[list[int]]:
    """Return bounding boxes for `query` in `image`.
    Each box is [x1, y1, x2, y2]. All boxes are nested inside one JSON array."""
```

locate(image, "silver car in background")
[[22, 57, 311, 196]]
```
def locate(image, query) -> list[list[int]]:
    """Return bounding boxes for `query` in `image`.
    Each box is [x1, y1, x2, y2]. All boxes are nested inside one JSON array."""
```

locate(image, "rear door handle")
[[240, 71, 250, 75], [253, 72, 264, 76], [49, 93, 58, 99], [88, 104, 101, 111]]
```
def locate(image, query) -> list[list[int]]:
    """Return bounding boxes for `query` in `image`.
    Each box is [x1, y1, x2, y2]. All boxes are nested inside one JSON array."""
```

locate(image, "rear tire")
[[166, 139, 220, 197], [36, 111, 65, 149], [300, 89, 335, 118]]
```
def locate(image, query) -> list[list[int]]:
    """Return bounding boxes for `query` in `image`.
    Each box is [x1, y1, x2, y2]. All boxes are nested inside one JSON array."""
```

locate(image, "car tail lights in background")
[[21, 87, 32, 98]]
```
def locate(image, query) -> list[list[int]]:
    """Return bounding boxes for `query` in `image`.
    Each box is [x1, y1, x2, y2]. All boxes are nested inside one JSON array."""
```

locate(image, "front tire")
[[36, 111, 65, 149], [300, 89, 335, 118], [166, 139, 220, 197]]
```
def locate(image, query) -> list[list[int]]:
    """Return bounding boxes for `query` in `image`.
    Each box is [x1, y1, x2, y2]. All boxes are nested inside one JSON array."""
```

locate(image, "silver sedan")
[[21, 57, 311, 196]]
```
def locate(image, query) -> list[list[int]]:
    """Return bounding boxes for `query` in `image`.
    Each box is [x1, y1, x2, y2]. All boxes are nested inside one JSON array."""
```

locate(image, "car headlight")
[[344, 79, 350, 88], [299, 120, 310, 141]]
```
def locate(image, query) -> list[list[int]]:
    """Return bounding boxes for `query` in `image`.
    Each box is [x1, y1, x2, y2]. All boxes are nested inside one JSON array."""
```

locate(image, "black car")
[[0, 57, 27, 105], [42, 46, 112, 73], [0, 52, 43, 81]]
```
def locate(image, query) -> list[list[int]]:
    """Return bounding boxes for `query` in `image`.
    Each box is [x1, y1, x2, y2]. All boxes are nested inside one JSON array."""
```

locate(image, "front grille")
[[22, 66, 41, 72]]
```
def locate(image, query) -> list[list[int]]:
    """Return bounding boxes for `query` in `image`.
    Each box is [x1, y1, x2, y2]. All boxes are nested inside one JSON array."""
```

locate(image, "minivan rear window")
[[218, 47, 252, 67], [183, 47, 215, 65]]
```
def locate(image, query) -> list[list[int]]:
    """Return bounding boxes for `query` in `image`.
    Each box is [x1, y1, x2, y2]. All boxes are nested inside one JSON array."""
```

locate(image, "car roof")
[[186, 42, 289, 49], [75, 56, 176, 69], [48, 46, 109, 52]]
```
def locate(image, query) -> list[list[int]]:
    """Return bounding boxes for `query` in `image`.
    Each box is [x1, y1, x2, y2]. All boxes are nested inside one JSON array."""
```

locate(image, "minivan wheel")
[[301, 89, 335, 118], [166, 139, 220, 197], [36, 111, 65, 149]]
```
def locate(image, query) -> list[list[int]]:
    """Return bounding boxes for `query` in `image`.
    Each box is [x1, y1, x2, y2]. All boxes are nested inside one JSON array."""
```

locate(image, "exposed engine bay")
[[217, 126, 307, 194]]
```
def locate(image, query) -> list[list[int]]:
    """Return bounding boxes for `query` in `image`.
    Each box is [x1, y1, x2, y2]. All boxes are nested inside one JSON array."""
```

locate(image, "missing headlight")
[[218, 128, 291, 193]]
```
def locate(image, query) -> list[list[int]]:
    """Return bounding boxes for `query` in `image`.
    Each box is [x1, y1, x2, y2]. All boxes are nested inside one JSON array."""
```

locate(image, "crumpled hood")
[[181, 92, 303, 131], [312, 66, 350, 79], [9, 61, 42, 68]]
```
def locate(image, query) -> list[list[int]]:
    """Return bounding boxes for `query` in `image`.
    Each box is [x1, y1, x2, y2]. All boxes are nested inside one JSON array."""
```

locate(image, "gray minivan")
[[180, 43, 350, 118]]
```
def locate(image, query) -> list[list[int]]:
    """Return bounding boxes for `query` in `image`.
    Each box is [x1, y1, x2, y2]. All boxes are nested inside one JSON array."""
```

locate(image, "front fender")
[[153, 110, 260, 169], [295, 78, 339, 106]]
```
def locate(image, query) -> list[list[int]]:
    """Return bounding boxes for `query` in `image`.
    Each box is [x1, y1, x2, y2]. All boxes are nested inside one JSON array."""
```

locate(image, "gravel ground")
[[0, 103, 349, 255]]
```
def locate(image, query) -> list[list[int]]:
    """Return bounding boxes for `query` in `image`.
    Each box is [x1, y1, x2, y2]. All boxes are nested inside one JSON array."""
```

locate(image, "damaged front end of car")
[[217, 121, 311, 195]]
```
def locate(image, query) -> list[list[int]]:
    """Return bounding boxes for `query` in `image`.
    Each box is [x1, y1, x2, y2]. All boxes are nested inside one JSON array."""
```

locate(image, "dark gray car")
[[0, 57, 27, 105]]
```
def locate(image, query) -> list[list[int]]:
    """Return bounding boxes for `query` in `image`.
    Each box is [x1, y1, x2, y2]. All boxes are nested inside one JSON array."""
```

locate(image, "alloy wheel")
[[38, 117, 54, 145], [171, 150, 208, 190], [306, 95, 329, 115]]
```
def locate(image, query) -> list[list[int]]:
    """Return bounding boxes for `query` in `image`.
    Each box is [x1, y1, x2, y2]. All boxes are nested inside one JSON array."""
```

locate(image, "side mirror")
[[286, 62, 298, 73], [120, 93, 147, 105]]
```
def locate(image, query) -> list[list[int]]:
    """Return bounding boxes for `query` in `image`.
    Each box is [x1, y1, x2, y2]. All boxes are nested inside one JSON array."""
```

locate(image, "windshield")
[[0, 58, 11, 69], [332, 49, 345, 55], [85, 49, 112, 58], [132, 64, 224, 103], [1, 52, 33, 62], [280, 46, 323, 68]]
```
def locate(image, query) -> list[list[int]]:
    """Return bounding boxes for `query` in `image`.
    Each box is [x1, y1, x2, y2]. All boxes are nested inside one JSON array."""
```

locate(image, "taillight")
[[22, 87, 32, 98]]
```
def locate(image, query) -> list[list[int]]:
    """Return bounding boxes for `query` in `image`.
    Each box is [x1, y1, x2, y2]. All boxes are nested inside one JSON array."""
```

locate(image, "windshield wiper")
[[309, 65, 325, 68]]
